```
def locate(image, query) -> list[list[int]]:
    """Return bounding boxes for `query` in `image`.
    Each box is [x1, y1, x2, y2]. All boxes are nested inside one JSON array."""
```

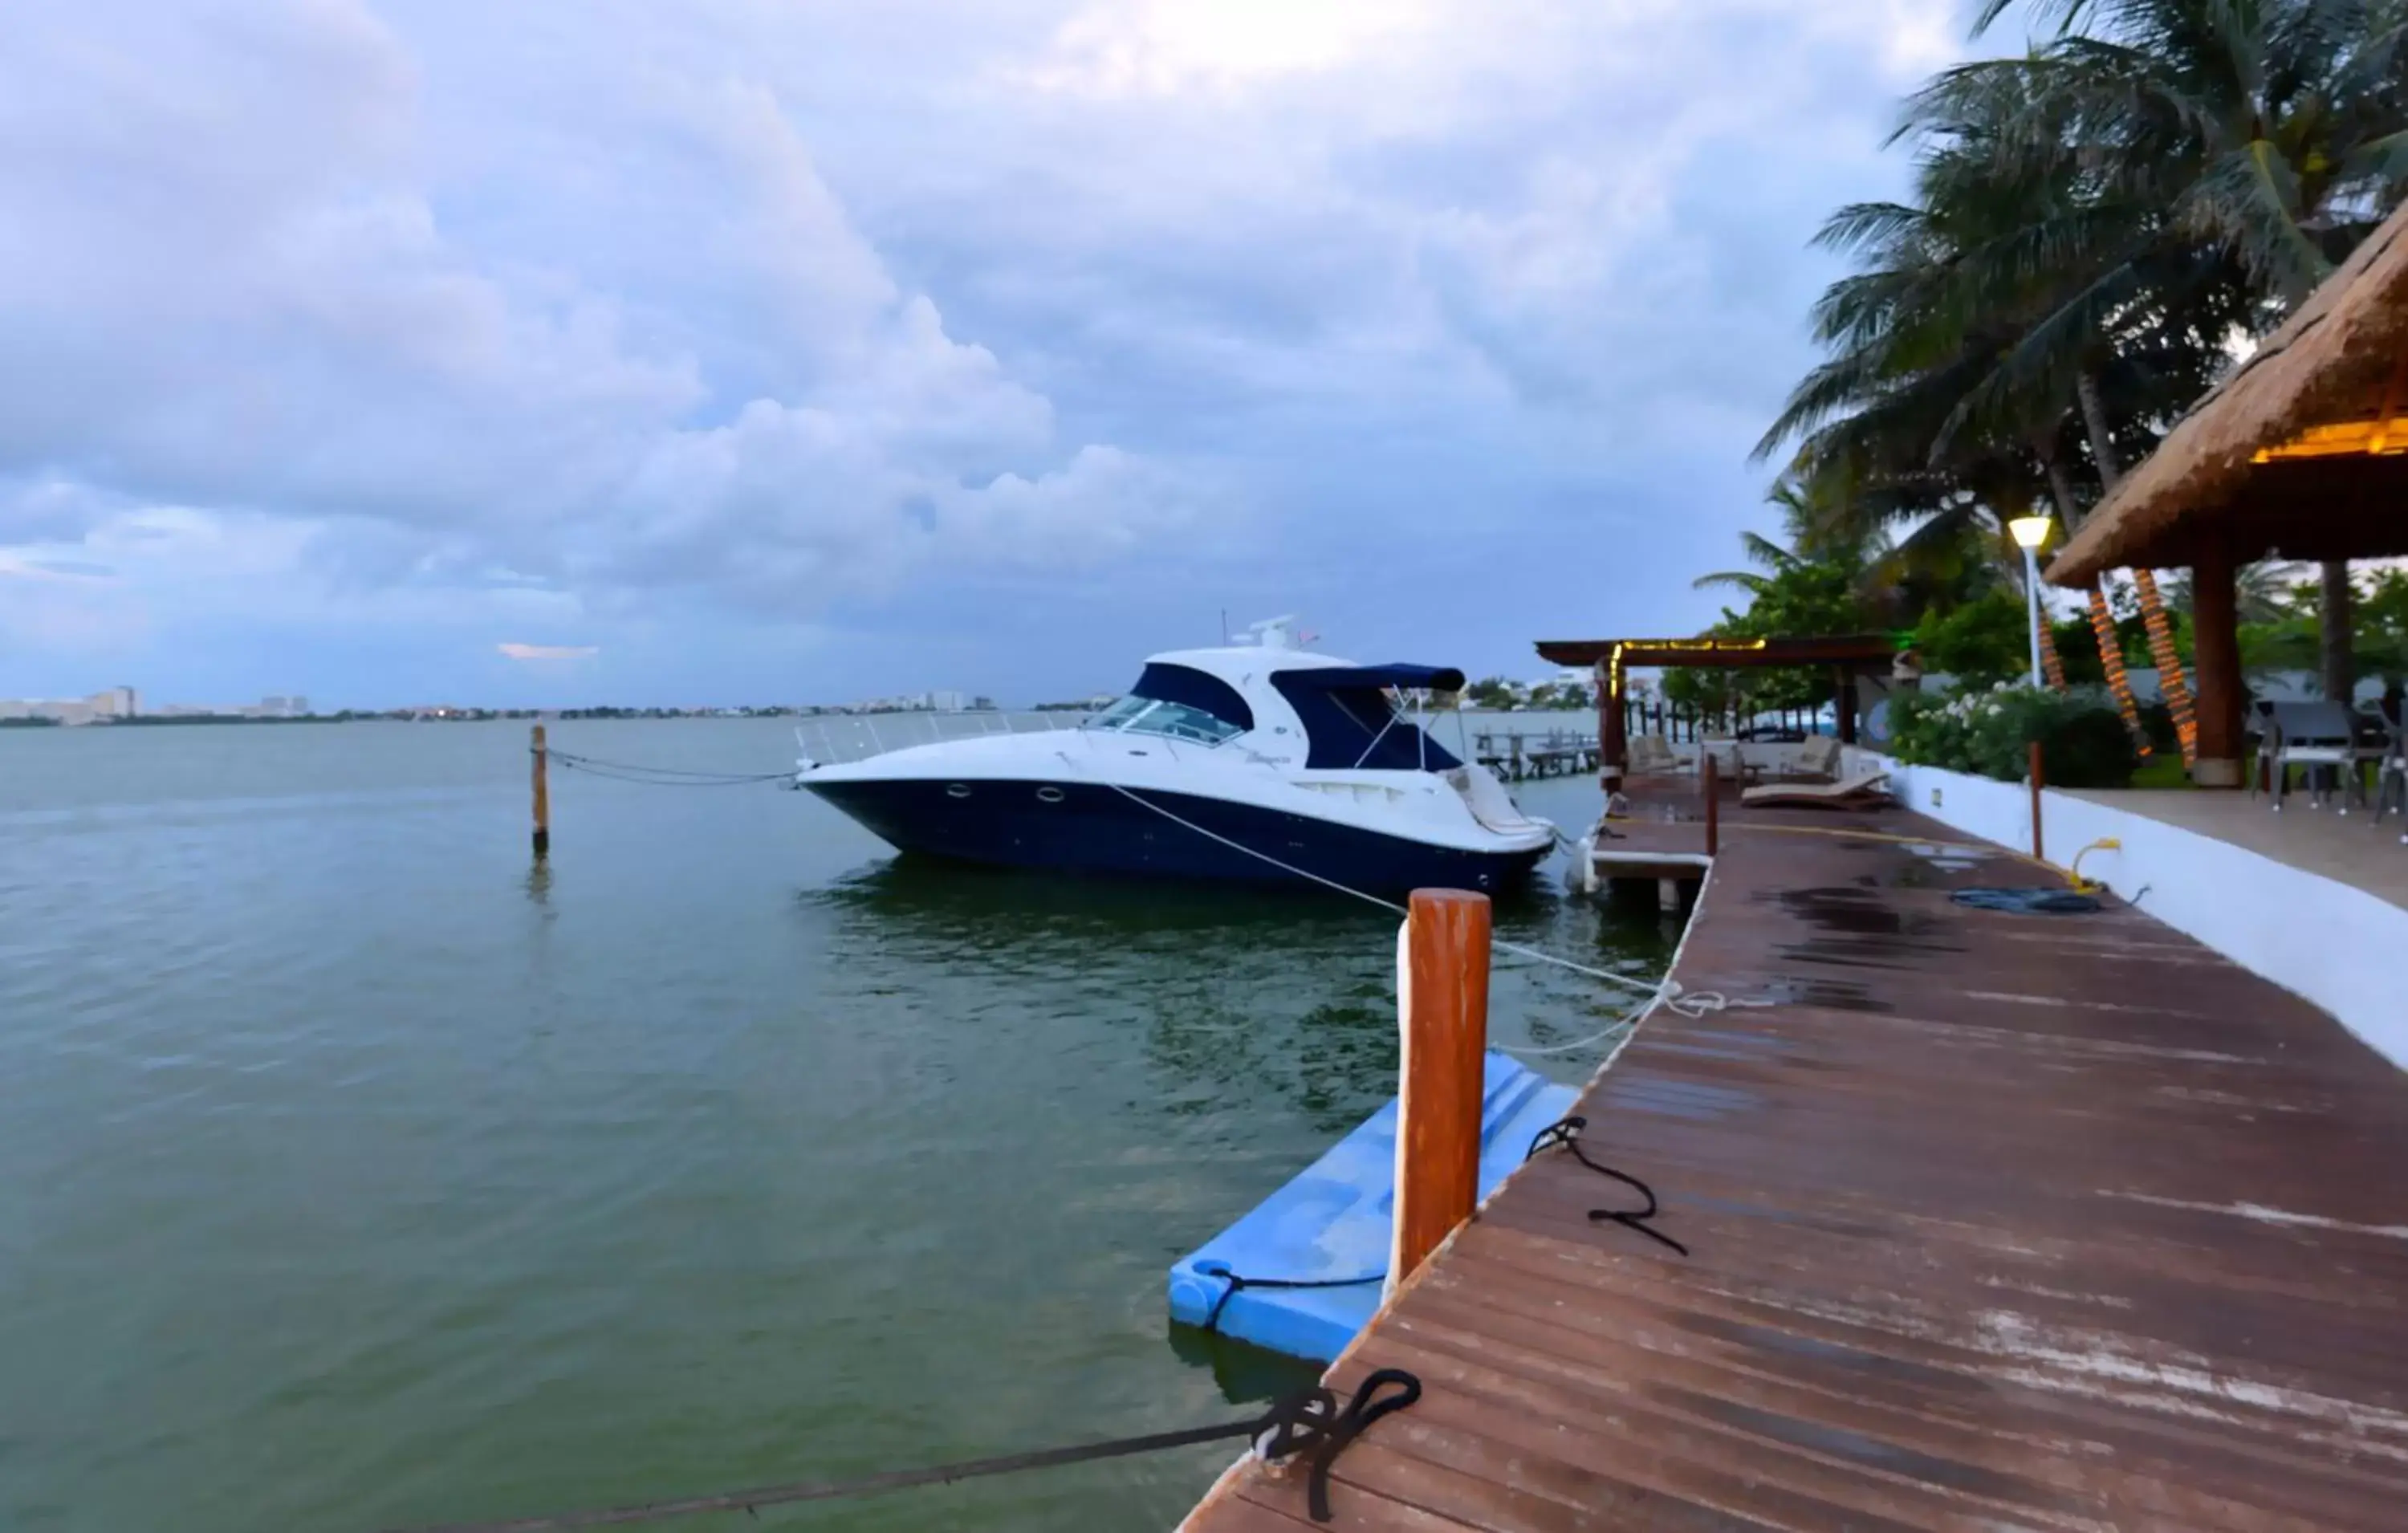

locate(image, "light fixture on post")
[[2007, 514, 2056, 686]]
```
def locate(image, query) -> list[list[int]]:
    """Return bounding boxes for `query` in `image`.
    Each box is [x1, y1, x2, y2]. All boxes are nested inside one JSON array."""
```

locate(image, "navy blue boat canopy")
[[1282, 664, 1466, 695], [1128, 662, 1255, 732], [1271, 664, 1465, 771]]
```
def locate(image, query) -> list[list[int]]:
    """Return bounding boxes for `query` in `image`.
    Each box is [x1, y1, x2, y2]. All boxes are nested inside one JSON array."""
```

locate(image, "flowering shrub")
[[1889, 682, 2139, 788]]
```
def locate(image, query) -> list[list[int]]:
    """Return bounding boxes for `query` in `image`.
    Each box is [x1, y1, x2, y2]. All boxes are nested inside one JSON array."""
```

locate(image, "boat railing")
[[793, 710, 1087, 766]]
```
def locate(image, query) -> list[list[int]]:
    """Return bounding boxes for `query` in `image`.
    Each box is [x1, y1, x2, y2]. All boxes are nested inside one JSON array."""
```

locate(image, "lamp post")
[[2008, 514, 2056, 687]]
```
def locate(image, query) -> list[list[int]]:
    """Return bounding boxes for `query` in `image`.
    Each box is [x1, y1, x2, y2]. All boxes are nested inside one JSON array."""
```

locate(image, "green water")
[[0, 721, 1669, 1532]]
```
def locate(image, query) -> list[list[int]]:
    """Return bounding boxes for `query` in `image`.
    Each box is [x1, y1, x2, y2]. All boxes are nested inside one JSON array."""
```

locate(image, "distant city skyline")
[[0, 677, 1027, 721], [0, 688, 315, 726]]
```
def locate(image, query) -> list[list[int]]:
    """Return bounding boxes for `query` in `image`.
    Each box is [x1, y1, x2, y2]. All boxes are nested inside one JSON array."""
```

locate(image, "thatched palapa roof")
[[2047, 200, 2408, 584]]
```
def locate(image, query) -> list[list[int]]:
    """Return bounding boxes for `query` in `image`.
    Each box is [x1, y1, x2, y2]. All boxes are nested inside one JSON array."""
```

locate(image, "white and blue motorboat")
[[797, 637, 1556, 896]]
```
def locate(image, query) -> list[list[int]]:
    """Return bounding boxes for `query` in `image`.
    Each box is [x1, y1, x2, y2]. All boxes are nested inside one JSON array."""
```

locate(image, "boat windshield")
[[1091, 695, 1245, 746]]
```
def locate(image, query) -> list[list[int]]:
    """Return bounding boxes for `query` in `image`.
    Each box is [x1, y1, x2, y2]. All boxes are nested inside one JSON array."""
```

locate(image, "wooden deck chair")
[[1740, 770, 1893, 810]]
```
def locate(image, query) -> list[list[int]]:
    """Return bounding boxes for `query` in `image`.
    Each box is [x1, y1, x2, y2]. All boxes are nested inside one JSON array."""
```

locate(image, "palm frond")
[[1692, 570, 1773, 595], [2181, 142, 2333, 303]]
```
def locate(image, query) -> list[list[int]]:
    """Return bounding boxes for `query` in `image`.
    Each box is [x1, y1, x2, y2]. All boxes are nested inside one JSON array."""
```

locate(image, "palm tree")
[[1886, 52, 2264, 750], [1756, 98, 2158, 726], [1694, 474, 1873, 595], [1953, 0, 2408, 700], [1698, 467, 2000, 626], [1764, 1, 2408, 749]]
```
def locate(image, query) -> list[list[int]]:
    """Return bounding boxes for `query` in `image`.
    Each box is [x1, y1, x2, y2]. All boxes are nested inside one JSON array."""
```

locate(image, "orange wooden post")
[[531, 724, 551, 859], [2028, 739, 2044, 863], [1393, 888, 1491, 1287], [1702, 751, 1719, 858]]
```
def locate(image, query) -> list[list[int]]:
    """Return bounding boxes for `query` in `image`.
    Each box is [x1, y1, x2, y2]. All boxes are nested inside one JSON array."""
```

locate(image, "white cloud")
[[1015, 0, 1442, 97], [0, 0, 1198, 625], [498, 643, 599, 661], [0, 0, 1975, 701]]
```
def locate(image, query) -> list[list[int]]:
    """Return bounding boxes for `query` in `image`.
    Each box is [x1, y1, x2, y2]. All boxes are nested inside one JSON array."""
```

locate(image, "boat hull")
[[803, 776, 1550, 895]]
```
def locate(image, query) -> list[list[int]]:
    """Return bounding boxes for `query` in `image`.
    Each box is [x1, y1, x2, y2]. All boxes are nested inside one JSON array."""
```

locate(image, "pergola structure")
[[1533, 634, 1898, 784], [2049, 198, 2408, 786]]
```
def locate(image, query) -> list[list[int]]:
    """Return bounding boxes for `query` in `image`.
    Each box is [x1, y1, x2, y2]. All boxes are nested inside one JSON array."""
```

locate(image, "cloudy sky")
[[0, 0, 1969, 708]]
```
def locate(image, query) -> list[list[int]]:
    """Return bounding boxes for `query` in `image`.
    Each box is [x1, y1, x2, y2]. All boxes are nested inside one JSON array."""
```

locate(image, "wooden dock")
[[1182, 797, 2408, 1531], [1474, 731, 1599, 783]]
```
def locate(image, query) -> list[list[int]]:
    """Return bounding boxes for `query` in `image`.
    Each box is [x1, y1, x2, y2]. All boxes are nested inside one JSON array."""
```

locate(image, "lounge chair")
[[1625, 734, 1686, 776], [1740, 770, 1893, 809], [1788, 734, 1843, 782]]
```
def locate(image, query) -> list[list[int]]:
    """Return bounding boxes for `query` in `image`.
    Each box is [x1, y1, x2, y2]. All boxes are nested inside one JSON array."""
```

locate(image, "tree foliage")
[[2237, 566, 2408, 685], [1733, 0, 2408, 695], [1666, 486, 1883, 714]]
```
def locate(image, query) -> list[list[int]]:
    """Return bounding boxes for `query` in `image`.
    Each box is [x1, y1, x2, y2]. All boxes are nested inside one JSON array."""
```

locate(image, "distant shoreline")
[[4, 703, 1604, 730], [5, 707, 1021, 728]]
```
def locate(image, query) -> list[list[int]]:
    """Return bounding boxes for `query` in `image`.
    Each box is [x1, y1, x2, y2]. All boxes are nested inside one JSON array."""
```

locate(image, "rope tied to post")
[[1526, 1115, 1690, 1258], [539, 746, 796, 787], [380, 1372, 1423, 1532]]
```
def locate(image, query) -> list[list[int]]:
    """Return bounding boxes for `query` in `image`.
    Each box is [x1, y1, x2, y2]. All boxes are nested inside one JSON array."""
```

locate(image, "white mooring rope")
[[1093, 779, 1771, 1057]]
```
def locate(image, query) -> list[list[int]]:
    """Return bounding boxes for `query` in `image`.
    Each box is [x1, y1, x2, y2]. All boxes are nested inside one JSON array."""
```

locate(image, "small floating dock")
[[1169, 1053, 1576, 1364], [1580, 783, 1715, 888], [1182, 796, 2408, 1531]]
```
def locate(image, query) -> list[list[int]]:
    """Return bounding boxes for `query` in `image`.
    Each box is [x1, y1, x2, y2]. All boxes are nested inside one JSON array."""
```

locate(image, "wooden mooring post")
[[1702, 750, 1719, 858], [531, 724, 551, 859], [1392, 888, 1491, 1289]]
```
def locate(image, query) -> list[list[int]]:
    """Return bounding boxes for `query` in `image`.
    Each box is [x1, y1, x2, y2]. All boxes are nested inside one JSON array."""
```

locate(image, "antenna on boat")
[[1220, 608, 1228, 645]]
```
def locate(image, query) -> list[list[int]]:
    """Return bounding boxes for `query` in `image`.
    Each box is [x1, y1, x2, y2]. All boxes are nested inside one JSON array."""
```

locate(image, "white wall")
[[1853, 750, 2408, 1069]]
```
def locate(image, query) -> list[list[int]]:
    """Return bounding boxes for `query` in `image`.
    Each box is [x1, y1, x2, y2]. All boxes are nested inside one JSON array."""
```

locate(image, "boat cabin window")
[[1092, 696, 1245, 746], [1092, 662, 1254, 746]]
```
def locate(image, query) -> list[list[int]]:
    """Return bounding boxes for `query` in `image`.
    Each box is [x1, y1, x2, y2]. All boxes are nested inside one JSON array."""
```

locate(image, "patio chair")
[[2251, 701, 2362, 811], [2373, 713, 2408, 843], [2353, 706, 2393, 803]]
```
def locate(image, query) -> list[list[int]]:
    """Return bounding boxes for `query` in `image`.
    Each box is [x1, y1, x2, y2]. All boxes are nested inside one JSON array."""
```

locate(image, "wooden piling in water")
[[531, 724, 551, 859], [1392, 888, 1491, 1288]]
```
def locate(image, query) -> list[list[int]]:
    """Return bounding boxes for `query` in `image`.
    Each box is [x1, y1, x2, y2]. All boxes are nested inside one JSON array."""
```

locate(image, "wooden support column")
[[1597, 657, 1626, 790], [2190, 538, 2246, 787], [1393, 888, 1491, 1289], [1837, 670, 1859, 746]]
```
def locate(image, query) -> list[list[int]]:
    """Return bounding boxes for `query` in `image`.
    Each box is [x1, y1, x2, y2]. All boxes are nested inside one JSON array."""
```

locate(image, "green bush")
[[1889, 683, 2138, 788], [1912, 594, 2029, 687]]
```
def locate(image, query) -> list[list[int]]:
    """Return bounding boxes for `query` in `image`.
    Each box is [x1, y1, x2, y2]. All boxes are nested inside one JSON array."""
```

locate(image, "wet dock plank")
[[1182, 803, 2408, 1531]]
